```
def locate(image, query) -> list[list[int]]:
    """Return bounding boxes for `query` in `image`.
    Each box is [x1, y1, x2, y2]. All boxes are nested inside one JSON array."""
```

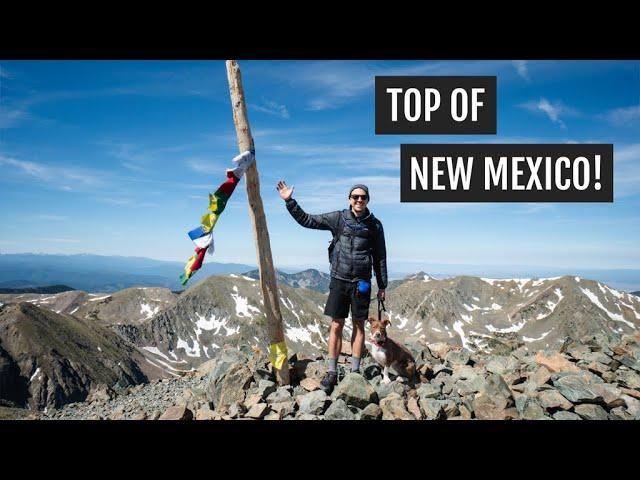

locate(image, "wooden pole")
[[225, 60, 290, 385]]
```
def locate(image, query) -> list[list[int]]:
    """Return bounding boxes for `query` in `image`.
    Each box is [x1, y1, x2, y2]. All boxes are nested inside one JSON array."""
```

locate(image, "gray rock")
[[510, 346, 531, 362], [441, 379, 455, 395], [245, 403, 270, 419], [407, 397, 423, 420], [608, 407, 634, 420], [520, 398, 546, 420], [208, 348, 249, 384], [295, 361, 327, 382], [621, 394, 640, 417], [416, 383, 441, 400], [86, 384, 114, 403], [441, 399, 460, 418], [263, 411, 282, 420], [228, 402, 246, 419], [529, 366, 552, 387], [270, 400, 296, 417], [324, 399, 356, 420], [486, 356, 519, 375], [566, 343, 592, 361], [369, 376, 382, 387], [360, 403, 383, 420], [481, 373, 513, 405], [432, 364, 453, 377], [619, 356, 640, 372], [582, 352, 613, 365], [266, 386, 293, 404], [552, 410, 582, 420], [538, 390, 573, 411], [363, 364, 382, 380], [292, 385, 307, 398], [574, 404, 609, 420], [299, 390, 331, 415], [445, 349, 470, 366], [159, 405, 193, 421], [296, 413, 320, 420], [419, 398, 446, 420], [375, 380, 409, 401], [380, 393, 415, 420], [616, 369, 640, 389], [207, 362, 253, 412], [454, 376, 485, 396], [450, 364, 480, 381], [591, 383, 625, 408], [473, 393, 510, 420], [553, 374, 605, 404], [256, 380, 277, 399], [331, 373, 378, 408]]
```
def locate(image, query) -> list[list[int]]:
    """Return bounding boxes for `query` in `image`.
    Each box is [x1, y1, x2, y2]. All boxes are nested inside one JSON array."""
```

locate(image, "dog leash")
[[377, 297, 386, 321]]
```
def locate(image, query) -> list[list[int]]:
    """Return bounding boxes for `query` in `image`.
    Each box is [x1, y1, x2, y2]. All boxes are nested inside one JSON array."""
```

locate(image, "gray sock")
[[351, 356, 361, 372], [327, 357, 338, 373]]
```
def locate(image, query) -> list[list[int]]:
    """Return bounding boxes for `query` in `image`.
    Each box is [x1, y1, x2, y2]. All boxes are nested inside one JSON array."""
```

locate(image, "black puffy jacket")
[[285, 198, 387, 289]]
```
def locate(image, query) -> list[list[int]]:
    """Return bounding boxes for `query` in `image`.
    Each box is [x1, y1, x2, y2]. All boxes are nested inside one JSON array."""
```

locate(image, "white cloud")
[[185, 158, 223, 174], [250, 100, 290, 119], [512, 60, 529, 81], [536, 98, 566, 128], [0, 154, 105, 190], [37, 215, 68, 221], [614, 143, 640, 198], [0, 156, 50, 179], [41, 238, 81, 244], [519, 98, 569, 128], [518, 203, 555, 215], [0, 107, 28, 129], [262, 60, 509, 111], [264, 144, 399, 171], [603, 105, 640, 125]]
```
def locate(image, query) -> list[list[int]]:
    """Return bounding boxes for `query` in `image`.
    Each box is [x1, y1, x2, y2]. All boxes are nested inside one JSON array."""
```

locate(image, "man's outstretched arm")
[[277, 180, 340, 231]]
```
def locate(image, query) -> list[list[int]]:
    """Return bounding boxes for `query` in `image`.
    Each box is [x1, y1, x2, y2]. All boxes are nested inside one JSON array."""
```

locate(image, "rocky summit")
[[2, 271, 640, 420], [36, 331, 640, 420]]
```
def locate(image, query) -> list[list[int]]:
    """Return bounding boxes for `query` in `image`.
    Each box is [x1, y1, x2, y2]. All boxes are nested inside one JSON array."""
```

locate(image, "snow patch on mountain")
[[523, 330, 553, 343], [580, 287, 635, 329], [140, 303, 159, 319], [486, 318, 527, 333], [230, 286, 260, 317]]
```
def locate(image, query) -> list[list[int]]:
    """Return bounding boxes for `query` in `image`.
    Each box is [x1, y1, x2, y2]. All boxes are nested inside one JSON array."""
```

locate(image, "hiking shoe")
[[320, 371, 338, 395]]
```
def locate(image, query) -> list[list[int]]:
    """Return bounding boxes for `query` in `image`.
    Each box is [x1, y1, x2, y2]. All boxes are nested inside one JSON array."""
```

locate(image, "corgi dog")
[[367, 317, 416, 384]]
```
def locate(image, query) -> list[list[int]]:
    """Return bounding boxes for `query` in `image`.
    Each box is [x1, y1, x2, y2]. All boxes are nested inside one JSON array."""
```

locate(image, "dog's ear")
[[383, 319, 391, 327]]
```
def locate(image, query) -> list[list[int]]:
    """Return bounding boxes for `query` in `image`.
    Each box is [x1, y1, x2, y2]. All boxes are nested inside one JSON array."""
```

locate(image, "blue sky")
[[1, 60, 639, 273]]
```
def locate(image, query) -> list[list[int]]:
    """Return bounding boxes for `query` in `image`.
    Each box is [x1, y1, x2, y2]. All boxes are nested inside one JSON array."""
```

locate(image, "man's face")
[[349, 188, 369, 214]]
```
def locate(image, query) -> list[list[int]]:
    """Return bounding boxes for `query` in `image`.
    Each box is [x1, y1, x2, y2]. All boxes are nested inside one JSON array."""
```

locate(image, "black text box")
[[376, 76, 497, 134], [400, 144, 613, 202]]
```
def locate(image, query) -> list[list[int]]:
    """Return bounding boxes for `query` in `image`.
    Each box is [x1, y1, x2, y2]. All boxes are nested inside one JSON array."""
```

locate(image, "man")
[[276, 180, 387, 394]]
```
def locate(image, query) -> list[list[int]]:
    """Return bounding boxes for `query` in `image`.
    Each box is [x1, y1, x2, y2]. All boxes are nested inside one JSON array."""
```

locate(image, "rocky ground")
[[37, 331, 640, 420]]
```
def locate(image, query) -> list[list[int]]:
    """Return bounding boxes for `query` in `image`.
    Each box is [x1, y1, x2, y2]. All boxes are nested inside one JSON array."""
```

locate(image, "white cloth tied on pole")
[[227, 150, 255, 179]]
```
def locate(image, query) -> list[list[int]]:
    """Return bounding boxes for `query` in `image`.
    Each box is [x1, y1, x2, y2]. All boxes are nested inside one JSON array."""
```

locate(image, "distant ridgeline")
[[0, 285, 74, 294]]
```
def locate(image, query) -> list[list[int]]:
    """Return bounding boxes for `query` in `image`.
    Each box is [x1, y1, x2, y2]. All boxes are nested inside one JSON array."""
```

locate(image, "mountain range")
[[4, 253, 640, 292], [0, 253, 254, 292], [2, 268, 640, 412]]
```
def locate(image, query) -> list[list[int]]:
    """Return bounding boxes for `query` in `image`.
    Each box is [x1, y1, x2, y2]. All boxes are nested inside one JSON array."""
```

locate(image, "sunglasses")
[[350, 194, 369, 201]]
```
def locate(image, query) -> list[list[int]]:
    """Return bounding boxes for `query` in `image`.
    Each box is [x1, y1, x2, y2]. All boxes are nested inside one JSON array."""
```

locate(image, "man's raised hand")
[[277, 180, 294, 201]]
